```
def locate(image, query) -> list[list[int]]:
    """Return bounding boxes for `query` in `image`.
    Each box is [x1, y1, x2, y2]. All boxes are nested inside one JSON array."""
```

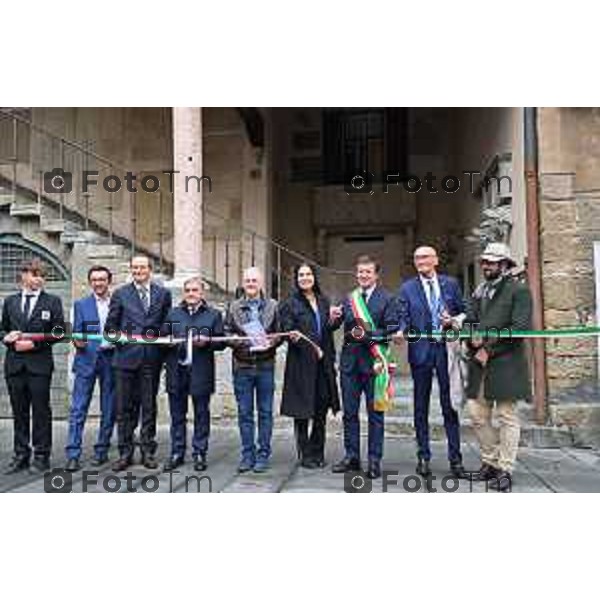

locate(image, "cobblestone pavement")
[[1, 418, 600, 493]]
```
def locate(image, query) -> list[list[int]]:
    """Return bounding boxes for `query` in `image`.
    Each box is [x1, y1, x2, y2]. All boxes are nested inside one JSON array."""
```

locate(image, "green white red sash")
[[348, 288, 394, 412]]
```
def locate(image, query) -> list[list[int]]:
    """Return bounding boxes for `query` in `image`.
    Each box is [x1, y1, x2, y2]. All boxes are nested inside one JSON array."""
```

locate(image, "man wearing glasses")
[[396, 246, 467, 480]]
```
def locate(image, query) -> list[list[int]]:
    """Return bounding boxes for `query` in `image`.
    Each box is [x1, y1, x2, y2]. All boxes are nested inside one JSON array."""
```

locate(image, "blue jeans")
[[233, 366, 275, 463], [66, 351, 116, 460], [168, 367, 210, 459]]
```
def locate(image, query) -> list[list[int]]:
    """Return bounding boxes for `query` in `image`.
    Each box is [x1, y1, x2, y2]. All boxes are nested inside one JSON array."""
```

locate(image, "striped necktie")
[[427, 280, 440, 329]]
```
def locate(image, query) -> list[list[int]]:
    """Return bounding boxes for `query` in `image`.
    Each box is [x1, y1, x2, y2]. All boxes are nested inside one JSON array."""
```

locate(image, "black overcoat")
[[279, 291, 340, 419]]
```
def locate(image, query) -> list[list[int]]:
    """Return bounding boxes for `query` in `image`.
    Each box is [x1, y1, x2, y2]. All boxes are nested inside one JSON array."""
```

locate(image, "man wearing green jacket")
[[465, 243, 533, 492]]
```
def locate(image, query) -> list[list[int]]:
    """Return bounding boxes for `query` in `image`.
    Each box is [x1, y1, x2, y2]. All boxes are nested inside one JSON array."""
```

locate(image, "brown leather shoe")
[[475, 462, 498, 481]]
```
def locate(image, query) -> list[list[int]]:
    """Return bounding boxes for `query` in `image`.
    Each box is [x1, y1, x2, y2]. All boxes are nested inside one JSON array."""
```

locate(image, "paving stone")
[[1, 421, 599, 493]]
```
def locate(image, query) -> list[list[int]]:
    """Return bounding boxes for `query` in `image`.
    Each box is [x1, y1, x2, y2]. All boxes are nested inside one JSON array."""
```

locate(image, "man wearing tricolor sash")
[[330, 255, 399, 480]]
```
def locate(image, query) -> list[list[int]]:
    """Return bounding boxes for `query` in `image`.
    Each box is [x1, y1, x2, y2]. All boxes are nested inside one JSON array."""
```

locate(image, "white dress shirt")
[[95, 294, 110, 332], [360, 284, 377, 304], [21, 288, 41, 318], [419, 274, 441, 308]]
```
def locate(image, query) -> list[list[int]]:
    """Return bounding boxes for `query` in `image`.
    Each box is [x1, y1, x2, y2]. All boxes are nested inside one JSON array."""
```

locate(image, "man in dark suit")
[[397, 246, 467, 479], [1, 259, 65, 473], [330, 254, 398, 479], [161, 276, 225, 472], [64, 265, 115, 472], [104, 255, 171, 471]]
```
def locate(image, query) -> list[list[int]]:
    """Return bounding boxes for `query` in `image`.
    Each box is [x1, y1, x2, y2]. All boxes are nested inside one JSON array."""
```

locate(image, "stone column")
[[172, 107, 203, 280]]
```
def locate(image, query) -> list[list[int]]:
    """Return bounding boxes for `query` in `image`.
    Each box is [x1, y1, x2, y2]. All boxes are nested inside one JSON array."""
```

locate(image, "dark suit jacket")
[[72, 294, 113, 377], [397, 274, 465, 367], [104, 281, 172, 371], [331, 286, 398, 375], [161, 302, 225, 396], [0, 290, 65, 376]]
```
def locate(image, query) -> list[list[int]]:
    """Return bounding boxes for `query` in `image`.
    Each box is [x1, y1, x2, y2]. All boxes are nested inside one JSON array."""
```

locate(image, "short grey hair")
[[183, 275, 205, 289], [243, 266, 263, 284]]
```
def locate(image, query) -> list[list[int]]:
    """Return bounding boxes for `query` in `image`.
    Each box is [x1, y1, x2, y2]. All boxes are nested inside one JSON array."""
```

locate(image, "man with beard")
[[464, 243, 532, 492]]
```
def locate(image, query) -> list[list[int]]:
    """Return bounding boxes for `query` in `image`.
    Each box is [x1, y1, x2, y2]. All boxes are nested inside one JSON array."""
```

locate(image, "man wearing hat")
[[464, 242, 533, 492]]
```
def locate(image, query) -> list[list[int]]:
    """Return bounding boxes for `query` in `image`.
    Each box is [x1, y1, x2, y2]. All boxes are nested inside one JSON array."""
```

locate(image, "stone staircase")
[[0, 172, 233, 421]]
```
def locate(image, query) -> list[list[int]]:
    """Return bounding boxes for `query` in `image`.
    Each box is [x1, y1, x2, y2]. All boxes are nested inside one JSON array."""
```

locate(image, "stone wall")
[[538, 108, 600, 401]]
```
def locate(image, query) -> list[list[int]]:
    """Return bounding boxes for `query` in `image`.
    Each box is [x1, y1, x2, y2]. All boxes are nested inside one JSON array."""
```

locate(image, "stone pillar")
[[172, 107, 203, 280]]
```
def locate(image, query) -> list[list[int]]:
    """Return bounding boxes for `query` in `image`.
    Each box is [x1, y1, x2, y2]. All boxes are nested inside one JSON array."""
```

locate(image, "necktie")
[[138, 286, 149, 312], [23, 294, 34, 320], [361, 291, 368, 304], [427, 280, 440, 329]]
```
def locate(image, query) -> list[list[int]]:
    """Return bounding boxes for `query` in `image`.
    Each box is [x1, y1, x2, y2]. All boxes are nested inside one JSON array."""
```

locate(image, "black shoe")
[[475, 462, 499, 481], [488, 470, 512, 492], [416, 458, 431, 477], [31, 457, 50, 473], [142, 455, 158, 470], [367, 460, 381, 479], [112, 457, 132, 472], [332, 457, 361, 473], [65, 458, 81, 472], [90, 456, 108, 467], [300, 457, 320, 469], [194, 455, 207, 472], [4, 457, 29, 475], [449, 461, 468, 479], [163, 456, 185, 472]]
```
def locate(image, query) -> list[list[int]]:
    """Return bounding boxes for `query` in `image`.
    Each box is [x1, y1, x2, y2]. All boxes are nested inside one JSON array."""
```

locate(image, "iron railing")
[[0, 107, 354, 297]]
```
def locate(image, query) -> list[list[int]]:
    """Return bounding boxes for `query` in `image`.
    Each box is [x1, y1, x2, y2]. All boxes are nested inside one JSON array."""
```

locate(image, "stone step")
[[85, 243, 126, 260], [0, 189, 13, 206], [9, 201, 41, 217], [39, 216, 66, 233], [60, 228, 103, 245]]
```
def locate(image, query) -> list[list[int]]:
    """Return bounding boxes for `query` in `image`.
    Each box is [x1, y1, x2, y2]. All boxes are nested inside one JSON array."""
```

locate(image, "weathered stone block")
[[544, 309, 581, 329], [540, 200, 577, 234], [541, 231, 578, 263], [547, 355, 597, 381], [545, 337, 598, 357], [576, 196, 600, 231], [539, 172, 575, 200], [542, 275, 578, 310]]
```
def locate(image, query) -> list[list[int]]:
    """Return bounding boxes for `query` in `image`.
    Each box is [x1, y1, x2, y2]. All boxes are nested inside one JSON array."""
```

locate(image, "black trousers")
[[293, 365, 329, 462], [115, 363, 159, 459], [6, 372, 52, 460], [294, 413, 326, 462]]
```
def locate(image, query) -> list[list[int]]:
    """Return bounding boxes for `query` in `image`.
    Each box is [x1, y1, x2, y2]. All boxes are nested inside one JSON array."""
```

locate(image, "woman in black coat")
[[279, 263, 340, 468]]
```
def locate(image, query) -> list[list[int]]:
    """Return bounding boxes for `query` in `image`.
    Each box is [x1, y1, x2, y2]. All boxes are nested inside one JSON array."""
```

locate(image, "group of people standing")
[[1, 242, 532, 492]]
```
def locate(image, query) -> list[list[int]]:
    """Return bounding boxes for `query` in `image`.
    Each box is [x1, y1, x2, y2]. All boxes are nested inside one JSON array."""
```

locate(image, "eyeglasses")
[[480, 259, 501, 266]]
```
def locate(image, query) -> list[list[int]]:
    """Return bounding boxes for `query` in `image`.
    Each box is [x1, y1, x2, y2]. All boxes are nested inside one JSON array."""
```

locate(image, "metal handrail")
[[0, 107, 354, 296]]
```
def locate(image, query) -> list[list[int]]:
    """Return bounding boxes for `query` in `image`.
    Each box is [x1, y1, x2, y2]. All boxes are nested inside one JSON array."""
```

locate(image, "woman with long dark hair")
[[279, 263, 340, 468]]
